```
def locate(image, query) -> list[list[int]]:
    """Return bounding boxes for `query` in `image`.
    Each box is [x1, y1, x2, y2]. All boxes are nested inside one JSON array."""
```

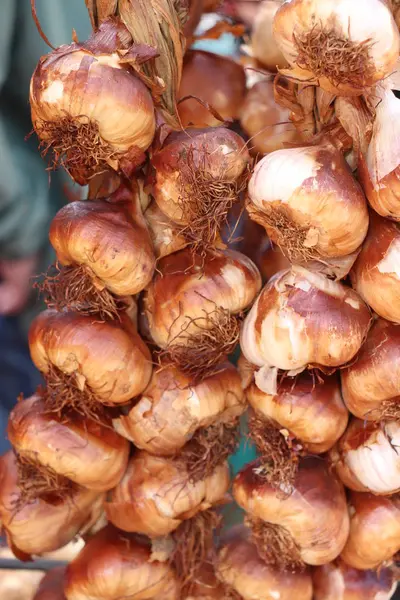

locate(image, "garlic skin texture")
[[240, 267, 371, 392], [105, 452, 230, 536], [233, 457, 350, 566], [331, 419, 400, 495], [248, 374, 348, 453], [313, 559, 397, 600], [351, 212, 400, 323], [217, 529, 313, 600], [113, 362, 245, 455], [341, 318, 400, 420], [273, 0, 400, 96], [247, 144, 369, 261], [251, 1, 287, 72], [341, 491, 400, 570]]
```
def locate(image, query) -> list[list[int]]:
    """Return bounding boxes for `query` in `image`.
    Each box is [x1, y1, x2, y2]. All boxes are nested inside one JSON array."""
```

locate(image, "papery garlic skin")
[[0, 451, 103, 558], [143, 249, 261, 349], [273, 0, 400, 96], [341, 318, 400, 420], [64, 526, 179, 600], [233, 457, 350, 566], [29, 310, 152, 404], [313, 559, 397, 600], [217, 529, 313, 600], [31, 45, 155, 183], [251, 1, 287, 72], [105, 452, 230, 536], [351, 213, 400, 323], [50, 200, 155, 296], [247, 145, 369, 261], [331, 419, 400, 495], [240, 267, 371, 389], [113, 362, 245, 455], [8, 394, 129, 491], [144, 201, 187, 259], [341, 491, 400, 570], [248, 374, 348, 453]]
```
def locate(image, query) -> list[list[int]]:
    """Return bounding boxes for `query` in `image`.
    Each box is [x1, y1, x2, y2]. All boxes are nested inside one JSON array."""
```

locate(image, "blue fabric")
[[0, 316, 41, 454]]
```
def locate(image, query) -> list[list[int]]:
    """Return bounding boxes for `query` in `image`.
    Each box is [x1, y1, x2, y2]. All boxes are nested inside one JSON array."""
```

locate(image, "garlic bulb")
[[241, 267, 371, 393], [144, 201, 187, 259], [248, 373, 348, 454], [240, 80, 301, 155], [29, 310, 152, 408], [341, 491, 400, 570], [331, 419, 400, 495], [233, 457, 349, 567], [143, 248, 261, 375], [351, 212, 400, 323], [0, 451, 102, 559], [64, 526, 179, 600], [8, 393, 129, 491], [105, 452, 230, 536], [30, 23, 156, 184], [247, 144, 369, 262], [313, 559, 397, 600], [251, 1, 287, 72], [341, 318, 400, 420], [217, 528, 313, 600], [273, 0, 400, 96], [113, 362, 245, 456]]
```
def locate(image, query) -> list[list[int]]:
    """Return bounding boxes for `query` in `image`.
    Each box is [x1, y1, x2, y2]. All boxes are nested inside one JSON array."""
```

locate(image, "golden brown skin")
[[64, 526, 179, 600], [351, 212, 400, 323], [248, 373, 348, 453], [8, 394, 130, 491], [50, 200, 155, 296], [143, 248, 261, 349], [33, 568, 67, 600], [233, 457, 350, 566], [340, 491, 400, 570], [29, 310, 152, 405], [105, 452, 230, 536], [217, 529, 313, 600], [313, 559, 397, 599], [113, 362, 245, 455], [178, 50, 246, 128], [0, 452, 103, 559]]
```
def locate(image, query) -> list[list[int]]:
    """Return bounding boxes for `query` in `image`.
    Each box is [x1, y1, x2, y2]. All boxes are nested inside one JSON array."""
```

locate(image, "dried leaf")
[[335, 95, 374, 157]]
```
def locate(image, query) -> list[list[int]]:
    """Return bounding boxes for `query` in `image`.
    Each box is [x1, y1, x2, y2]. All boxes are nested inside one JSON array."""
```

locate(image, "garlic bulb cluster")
[[273, 0, 400, 96], [241, 266, 371, 393]]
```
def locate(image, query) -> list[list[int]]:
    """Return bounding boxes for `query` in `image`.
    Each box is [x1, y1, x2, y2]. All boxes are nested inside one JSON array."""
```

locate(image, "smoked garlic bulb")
[[64, 526, 179, 600], [217, 529, 313, 600], [273, 0, 400, 96], [113, 362, 245, 456], [251, 1, 287, 72], [105, 452, 230, 536], [8, 393, 129, 491], [241, 267, 371, 394], [0, 451, 102, 559], [331, 419, 400, 495], [341, 491, 400, 570], [341, 318, 400, 420], [248, 373, 348, 454], [351, 212, 400, 323], [29, 310, 152, 408], [313, 560, 397, 600], [30, 23, 156, 184], [144, 201, 187, 259], [233, 457, 349, 568], [247, 144, 369, 263]]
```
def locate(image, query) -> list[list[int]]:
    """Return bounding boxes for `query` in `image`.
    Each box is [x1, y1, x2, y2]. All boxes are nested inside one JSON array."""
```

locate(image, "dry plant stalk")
[[248, 413, 301, 496], [160, 308, 241, 381], [180, 421, 240, 483], [246, 516, 305, 573], [294, 24, 375, 90], [171, 509, 222, 595], [14, 452, 77, 508], [177, 146, 248, 254], [36, 263, 125, 321]]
